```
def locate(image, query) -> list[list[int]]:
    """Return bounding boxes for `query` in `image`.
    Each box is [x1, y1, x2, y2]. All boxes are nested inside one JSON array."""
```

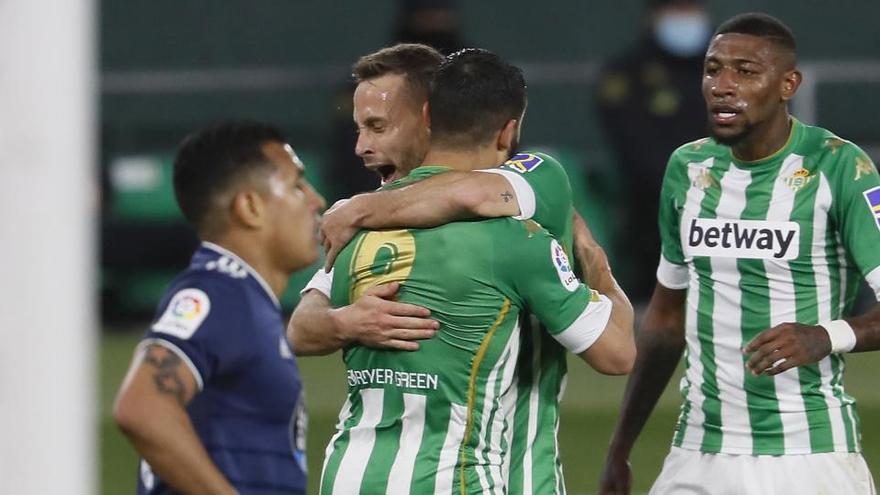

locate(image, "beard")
[[708, 120, 754, 147]]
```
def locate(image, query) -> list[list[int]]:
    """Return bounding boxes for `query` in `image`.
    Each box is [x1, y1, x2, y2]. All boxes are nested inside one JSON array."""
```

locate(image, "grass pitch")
[[100, 331, 880, 494]]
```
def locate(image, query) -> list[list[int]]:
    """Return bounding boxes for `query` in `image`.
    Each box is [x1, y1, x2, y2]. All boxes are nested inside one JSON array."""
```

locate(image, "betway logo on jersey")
[[683, 218, 800, 260]]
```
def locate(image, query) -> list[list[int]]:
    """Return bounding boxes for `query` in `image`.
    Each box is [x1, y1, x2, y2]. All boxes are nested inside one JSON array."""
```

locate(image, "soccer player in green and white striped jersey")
[[600, 13, 880, 495], [291, 44, 616, 493], [316, 48, 633, 494]]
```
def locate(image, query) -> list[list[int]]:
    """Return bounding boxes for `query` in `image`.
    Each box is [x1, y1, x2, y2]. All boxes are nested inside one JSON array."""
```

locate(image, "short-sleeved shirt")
[[305, 151, 582, 492], [656, 119, 880, 455], [318, 166, 611, 494], [137, 242, 307, 494]]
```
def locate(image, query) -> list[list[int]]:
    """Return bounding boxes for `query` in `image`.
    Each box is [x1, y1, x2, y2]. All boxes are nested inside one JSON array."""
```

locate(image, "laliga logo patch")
[[504, 153, 544, 173], [152, 288, 211, 339], [551, 239, 579, 292]]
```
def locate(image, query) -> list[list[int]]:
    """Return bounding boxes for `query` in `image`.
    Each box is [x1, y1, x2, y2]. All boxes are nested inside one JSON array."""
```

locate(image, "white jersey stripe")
[[679, 158, 712, 449], [708, 164, 751, 454], [764, 155, 813, 452], [333, 389, 384, 495], [386, 393, 427, 495], [814, 174, 848, 449], [320, 398, 352, 495], [434, 403, 468, 494]]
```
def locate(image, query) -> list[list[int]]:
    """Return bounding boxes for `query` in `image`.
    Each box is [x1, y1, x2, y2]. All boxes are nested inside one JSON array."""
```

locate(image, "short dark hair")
[[352, 43, 444, 103], [173, 120, 285, 233], [429, 48, 526, 148], [714, 13, 797, 54]]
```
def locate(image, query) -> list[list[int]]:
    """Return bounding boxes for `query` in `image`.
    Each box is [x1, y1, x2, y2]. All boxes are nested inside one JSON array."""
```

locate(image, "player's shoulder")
[[796, 122, 876, 183], [669, 136, 726, 163]]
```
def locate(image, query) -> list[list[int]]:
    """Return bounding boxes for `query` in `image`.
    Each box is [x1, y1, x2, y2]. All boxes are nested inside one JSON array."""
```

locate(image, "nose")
[[710, 68, 737, 98], [303, 181, 326, 212], [355, 131, 372, 159]]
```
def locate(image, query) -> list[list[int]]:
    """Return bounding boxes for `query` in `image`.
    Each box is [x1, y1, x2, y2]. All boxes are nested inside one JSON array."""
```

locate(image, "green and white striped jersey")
[[657, 119, 880, 455], [320, 166, 611, 494]]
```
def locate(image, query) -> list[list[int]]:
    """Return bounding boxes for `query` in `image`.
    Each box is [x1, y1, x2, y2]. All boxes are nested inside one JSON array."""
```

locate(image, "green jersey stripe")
[[676, 158, 714, 449], [735, 163, 784, 455], [518, 326, 542, 494], [319, 398, 352, 495], [332, 388, 385, 494], [786, 163, 835, 453], [434, 403, 468, 494], [694, 158, 728, 453], [386, 393, 427, 494], [812, 174, 854, 452], [458, 298, 511, 495], [761, 154, 813, 453], [704, 164, 751, 453]]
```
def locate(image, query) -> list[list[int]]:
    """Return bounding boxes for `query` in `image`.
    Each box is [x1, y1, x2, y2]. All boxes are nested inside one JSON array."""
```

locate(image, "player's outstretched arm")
[[321, 171, 518, 270], [113, 344, 238, 495], [288, 283, 439, 356], [571, 213, 635, 375], [598, 284, 687, 495]]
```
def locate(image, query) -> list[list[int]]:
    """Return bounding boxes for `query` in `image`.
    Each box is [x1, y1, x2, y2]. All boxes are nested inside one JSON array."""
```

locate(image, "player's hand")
[[335, 282, 439, 351], [320, 198, 359, 272], [598, 454, 633, 495], [572, 211, 610, 280], [744, 322, 832, 376]]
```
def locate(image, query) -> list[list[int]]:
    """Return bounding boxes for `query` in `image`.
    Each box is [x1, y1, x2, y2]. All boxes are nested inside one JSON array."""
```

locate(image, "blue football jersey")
[[137, 242, 307, 495]]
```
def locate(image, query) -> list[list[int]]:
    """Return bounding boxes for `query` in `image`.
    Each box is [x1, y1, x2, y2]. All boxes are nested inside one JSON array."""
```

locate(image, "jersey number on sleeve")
[[349, 230, 416, 301]]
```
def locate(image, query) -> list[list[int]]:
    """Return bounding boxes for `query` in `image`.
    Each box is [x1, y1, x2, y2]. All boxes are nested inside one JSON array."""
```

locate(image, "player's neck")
[[422, 145, 505, 171], [204, 234, 288, 299], [731, 112, 793, 162]]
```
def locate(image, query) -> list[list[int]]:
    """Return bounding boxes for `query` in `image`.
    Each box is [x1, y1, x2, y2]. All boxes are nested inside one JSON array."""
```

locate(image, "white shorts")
[[649, 446, 876, 495]]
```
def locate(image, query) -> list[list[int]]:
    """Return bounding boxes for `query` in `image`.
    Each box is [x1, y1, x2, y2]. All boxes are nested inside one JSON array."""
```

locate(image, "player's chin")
[[709, 125, 747, 146]]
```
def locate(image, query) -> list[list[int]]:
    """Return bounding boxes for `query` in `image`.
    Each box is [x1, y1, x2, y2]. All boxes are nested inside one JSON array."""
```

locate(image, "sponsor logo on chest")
[[682, 217, 800, 260]]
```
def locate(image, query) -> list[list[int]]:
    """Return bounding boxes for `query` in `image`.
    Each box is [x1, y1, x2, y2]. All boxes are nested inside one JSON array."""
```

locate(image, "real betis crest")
[[784, 167, 814, 192]]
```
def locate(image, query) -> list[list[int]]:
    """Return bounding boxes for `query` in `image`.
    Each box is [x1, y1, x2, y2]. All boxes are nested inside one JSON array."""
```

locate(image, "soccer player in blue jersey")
[[113, 121, 325, 494], [599, 13, 880, 494]]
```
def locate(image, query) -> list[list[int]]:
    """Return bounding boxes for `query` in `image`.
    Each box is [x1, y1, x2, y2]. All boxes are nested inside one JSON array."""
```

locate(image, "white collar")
[[200, 241, 280, 309]]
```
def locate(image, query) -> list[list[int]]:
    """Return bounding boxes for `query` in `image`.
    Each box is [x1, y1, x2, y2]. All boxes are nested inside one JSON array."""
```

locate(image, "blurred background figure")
[[594, 0, 711, 305], [327, 0, 466, 201]]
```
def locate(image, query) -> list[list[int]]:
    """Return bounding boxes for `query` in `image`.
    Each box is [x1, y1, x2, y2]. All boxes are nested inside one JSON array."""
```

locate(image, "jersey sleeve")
[[301, 267, 334, 298], [656, 151, 689, 289], [830, 144, 880, 300], [142, 277, 254, 388], [497, 152, 573, 239], [499, 224, 612, 354]]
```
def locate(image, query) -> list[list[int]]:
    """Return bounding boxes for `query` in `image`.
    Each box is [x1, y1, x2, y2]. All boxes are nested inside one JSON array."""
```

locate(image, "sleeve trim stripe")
[[301, 267, 333, 298], [554, 294, 613, 354], [477, 168, 536, 220], [866, 266, 880, 302], [657, 255, 689, 290], [136, 338, 205, 391]]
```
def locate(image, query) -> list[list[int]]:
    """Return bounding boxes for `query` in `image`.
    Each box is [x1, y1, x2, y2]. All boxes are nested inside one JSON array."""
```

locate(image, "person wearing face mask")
[[594, 0, 711, 305]]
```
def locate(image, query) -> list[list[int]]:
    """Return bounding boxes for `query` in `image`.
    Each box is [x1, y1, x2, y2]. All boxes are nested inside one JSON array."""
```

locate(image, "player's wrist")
[[819, 319, 856, 353]]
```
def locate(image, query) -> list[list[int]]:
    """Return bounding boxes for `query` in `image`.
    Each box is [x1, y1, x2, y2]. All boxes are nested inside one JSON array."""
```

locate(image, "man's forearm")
[[121, 405, 237, 494], [353, 171, 517, 230], [288, 291, 348, 356]]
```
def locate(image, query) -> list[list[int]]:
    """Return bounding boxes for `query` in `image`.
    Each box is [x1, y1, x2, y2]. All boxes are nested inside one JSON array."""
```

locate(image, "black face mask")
[[393, 28, 465, 55]]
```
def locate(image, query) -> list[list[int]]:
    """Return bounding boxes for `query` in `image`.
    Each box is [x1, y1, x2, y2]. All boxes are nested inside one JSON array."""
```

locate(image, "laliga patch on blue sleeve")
[[504, 153, 544, 173]]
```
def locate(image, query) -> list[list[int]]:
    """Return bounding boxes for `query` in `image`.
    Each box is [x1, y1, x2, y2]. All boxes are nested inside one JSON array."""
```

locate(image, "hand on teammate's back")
[[744, 322, 832, 376], [338, 282, 439, 351]]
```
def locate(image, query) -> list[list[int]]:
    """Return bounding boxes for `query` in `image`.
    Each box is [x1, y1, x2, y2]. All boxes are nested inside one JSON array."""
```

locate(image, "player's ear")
[[230, 189, 266, 229], [421, 101, 431, 129], [497, 118, 517, 152], [780, 69, 802, 102]]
